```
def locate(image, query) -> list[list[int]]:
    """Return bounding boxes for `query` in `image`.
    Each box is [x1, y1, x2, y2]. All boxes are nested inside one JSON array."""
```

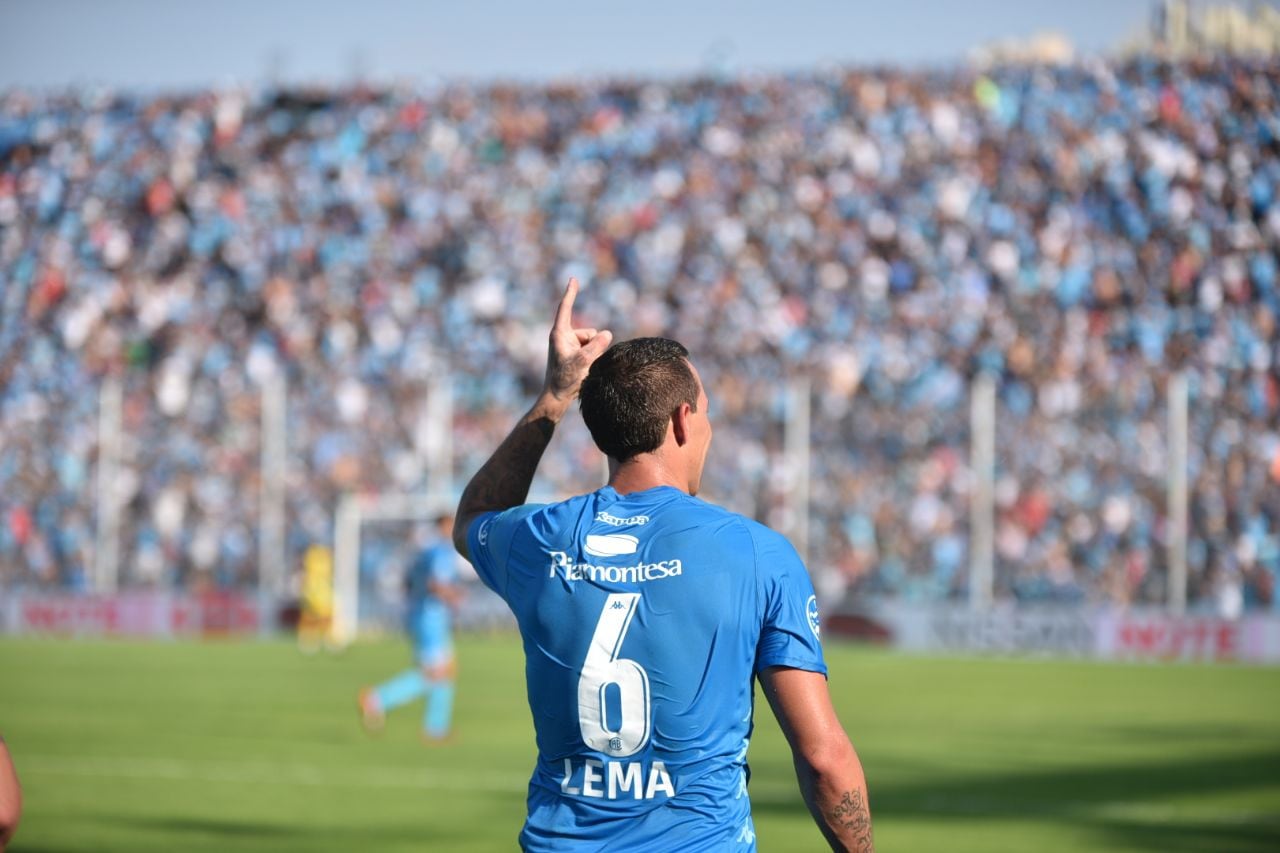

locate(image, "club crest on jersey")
[[584, 533, 639, 557], [806, 595, 821, 638]]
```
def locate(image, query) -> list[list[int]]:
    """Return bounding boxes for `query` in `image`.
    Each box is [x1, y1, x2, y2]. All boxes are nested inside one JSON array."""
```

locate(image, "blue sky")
[[2, 0, 1158, 90]]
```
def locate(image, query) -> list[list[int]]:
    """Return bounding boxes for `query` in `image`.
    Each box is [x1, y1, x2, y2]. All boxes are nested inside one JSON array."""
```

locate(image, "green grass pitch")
[[1, 634, 1278, 851]]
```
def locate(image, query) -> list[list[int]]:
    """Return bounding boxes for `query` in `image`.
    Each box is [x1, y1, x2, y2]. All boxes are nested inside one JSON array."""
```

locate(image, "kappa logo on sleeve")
[[584, 533, 639, 557], [806, 595, 821, 638]]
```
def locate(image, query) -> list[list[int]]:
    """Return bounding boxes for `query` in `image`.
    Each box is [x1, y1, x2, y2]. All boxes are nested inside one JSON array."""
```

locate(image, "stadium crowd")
[[1, 57, 1277, 611]]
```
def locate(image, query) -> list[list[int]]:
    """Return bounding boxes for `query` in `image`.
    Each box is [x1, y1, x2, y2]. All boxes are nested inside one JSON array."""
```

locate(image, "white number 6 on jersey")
[[578, 593, 651, 758]]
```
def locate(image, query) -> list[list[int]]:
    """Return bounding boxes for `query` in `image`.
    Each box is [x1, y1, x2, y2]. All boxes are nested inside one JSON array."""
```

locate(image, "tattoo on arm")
[[830, 790, 874, 853], [454, 405, 561, 555], [460, 415, 554, 513]]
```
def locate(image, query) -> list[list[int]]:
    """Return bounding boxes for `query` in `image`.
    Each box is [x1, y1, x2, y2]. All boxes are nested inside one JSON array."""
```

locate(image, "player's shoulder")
[[740, 515, 802, 566], [482, 492, 592, 539], [477, 501, 543, 534], [530, 491, 596, 526], [679, 495, 798, 558]]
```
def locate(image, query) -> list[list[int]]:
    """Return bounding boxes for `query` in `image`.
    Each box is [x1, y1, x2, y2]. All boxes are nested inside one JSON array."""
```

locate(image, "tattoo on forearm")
[[831, 790, 873, 852], [459, 414, 556, 516]]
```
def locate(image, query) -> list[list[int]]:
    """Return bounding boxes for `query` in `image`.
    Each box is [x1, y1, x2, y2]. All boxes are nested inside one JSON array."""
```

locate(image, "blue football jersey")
[[466, 485, 826, 851], [408, 541, 459, 607], [406, 541, 457, 642]]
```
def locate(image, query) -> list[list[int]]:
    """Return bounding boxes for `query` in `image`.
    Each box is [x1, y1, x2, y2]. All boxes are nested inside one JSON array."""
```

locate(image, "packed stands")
[[1, 58, 1277, 610]]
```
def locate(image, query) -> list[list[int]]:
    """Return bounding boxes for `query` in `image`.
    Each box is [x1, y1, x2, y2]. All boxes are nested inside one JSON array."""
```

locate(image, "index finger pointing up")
[[553, 277, 579, 332]]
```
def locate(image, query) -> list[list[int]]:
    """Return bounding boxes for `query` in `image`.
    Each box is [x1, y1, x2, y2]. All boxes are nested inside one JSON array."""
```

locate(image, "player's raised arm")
[[759, 667, 874, 853], [453, 278, 612, 560]]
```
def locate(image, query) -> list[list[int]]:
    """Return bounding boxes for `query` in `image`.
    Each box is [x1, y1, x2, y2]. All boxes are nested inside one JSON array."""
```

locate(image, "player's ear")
[[671, 403, 692, 447]]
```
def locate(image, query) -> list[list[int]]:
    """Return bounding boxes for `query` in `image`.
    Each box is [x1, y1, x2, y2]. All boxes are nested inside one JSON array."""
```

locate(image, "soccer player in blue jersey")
[[360, 514, 463, 742], [453, 278, 873, 851]]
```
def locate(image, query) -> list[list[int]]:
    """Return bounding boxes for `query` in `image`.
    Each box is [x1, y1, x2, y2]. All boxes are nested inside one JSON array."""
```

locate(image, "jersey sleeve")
[[751, 525, 828, 676], [465, 504, 543, 598]]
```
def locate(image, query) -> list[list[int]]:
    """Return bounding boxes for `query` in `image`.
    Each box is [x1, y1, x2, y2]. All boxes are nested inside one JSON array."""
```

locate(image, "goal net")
[[329, 492, 477, 646]]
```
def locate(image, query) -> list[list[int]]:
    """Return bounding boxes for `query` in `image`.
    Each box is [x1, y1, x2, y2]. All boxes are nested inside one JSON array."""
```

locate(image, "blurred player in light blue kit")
[[359, 514, 463, 742]]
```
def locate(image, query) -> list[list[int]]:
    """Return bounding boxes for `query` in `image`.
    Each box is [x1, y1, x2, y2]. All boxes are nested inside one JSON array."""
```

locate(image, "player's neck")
[[606, 453, 691, 496]]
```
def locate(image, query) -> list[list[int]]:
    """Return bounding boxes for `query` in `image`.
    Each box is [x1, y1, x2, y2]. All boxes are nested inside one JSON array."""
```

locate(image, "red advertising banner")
[[866, 601, 1280, 663], [1110, 615, 1242, 661], [2, 592, 264, 637]]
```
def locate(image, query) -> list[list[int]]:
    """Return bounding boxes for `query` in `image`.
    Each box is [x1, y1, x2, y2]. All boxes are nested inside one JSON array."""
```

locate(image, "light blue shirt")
[[406, 540, 457, 646], [467, 485, 826, 851]]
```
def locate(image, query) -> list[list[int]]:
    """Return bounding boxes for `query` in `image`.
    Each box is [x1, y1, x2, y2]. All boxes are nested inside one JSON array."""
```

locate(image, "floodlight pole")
[[94, 377, 123, 594], [258, 369, 288, 600], [426, 372, 454, 496], [969, 372, 997, 610], [785, 377, 811, 568], [331, 494, 362, 647], [1167, 371, 1189, 616]]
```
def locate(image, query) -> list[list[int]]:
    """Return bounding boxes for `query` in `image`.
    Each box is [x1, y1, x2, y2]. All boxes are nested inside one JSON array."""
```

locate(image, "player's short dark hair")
[[580, 337, 700, 463]]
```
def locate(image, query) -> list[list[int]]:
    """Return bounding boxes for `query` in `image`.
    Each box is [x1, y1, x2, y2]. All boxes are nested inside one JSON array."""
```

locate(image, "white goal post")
[[330, 491, 455, 647], [329, 372, 455, 646]]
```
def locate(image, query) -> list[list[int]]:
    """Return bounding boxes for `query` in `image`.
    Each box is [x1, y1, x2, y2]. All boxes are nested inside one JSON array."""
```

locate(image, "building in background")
[[1135, 0, 1280, 58]]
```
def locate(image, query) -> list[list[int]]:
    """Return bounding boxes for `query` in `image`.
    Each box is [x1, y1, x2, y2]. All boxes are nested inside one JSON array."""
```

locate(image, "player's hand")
[[545, 277, 612, 403]]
